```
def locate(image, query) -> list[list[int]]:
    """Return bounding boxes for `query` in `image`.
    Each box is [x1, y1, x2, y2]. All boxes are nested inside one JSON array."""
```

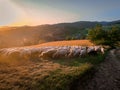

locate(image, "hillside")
[[0, 40, 106, 90], [0, 20, 119, 48], [34, 40, 94, 47]]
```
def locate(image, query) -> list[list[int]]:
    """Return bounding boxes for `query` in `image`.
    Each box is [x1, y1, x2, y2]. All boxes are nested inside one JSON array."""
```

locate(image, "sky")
[[0, 0, 120, 26]]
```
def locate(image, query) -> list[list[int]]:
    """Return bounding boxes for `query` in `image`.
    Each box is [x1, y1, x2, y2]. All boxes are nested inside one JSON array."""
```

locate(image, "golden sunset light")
[[0, 0, 120, 90]]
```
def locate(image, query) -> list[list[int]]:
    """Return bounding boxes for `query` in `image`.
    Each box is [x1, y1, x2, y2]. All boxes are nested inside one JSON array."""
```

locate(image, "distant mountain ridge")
[[0, 20, 119, 48]]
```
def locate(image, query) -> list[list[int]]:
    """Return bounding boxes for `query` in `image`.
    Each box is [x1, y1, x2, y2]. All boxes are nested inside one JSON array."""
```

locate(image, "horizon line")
[[0, 19, 119, 27]]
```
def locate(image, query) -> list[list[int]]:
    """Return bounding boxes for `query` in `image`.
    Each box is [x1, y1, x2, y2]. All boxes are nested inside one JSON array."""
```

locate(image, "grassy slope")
[[34, 40, 94, 47], [38, 53, 106, 90], [32, 40, 106, 90], [0, 40, 106, 90]]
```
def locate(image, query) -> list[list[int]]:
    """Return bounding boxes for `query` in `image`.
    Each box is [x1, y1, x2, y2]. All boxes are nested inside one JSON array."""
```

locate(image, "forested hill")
[[0, 20, 120, 48]]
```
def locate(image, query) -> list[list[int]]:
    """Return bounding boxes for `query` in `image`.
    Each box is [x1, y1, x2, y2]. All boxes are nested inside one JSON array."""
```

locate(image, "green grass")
[[32, 63, 92, 90], [32, 53, 107, 90], [51, 54, 106, 67]]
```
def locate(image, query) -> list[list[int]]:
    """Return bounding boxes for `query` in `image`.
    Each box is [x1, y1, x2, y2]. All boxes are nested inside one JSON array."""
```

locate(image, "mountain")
[[0, 20, 119, 48]]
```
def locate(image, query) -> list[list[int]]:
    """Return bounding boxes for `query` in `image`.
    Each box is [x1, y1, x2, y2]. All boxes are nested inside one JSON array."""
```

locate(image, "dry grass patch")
[[34, 40, 94, 47]]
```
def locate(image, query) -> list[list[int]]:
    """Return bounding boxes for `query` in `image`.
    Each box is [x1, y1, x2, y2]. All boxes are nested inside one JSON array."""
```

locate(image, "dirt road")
[[78, 49, 120, 90]]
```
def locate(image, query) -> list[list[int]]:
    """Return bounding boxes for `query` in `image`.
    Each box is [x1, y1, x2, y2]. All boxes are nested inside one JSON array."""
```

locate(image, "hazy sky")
[[0, 0, 120, 26]]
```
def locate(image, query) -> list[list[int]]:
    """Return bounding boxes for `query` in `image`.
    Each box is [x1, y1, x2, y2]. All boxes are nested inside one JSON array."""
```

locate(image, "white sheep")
[[68, 46, 76, 57], [94, 46, 104, 54], [80, 47, 87, 57], [87, 46, 98, 56], [87, 46, 95, 53], [0, 45, 105, 60], [40, 48, 57, 58], [53, 48, 70, 58], [100, 47, 104, 54]]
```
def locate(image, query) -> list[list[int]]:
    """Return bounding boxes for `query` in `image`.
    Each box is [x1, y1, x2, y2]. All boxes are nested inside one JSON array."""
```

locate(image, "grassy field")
[[34, 40, 94, 47], [0, 40, 106, 90], [38, 54, 106, 90]]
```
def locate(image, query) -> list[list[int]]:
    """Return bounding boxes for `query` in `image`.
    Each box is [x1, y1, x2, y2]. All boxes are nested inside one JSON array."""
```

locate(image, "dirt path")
[[77, 49, 120, 90]]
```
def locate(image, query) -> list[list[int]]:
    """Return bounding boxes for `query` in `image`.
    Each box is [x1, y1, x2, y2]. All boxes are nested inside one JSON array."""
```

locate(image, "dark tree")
[[87, 24, 120, 48]]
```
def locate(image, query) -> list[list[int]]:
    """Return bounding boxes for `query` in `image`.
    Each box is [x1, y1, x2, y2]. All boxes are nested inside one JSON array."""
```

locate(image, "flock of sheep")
[[0, 46, 104, 60]]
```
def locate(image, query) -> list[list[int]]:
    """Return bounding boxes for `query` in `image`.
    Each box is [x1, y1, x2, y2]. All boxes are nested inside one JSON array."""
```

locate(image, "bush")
[[87, 24, 120, 48]]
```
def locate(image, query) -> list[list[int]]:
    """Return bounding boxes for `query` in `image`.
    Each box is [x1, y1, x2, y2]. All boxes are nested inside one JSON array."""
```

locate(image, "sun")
[[10, 18, 32, 26]]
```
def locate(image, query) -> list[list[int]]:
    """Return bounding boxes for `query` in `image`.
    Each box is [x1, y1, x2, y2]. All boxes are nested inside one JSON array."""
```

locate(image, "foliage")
[[87, 24, 120, 47]]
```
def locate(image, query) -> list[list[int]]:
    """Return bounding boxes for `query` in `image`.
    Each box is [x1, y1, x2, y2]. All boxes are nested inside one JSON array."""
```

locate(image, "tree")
[[106, 25, 120, 47], [87, 24, 107, 45], [87, 24, 120, 48]]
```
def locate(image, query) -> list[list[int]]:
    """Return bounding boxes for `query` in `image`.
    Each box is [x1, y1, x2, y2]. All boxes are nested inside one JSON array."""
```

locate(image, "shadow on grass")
[[0, 51, 108, 90], [33, 53, 107, 90], [49, 53, 106, 67]]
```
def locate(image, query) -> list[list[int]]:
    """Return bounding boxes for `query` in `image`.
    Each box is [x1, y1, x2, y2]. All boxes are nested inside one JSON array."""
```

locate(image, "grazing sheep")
[[68, 46, 81, 57], [60, 46, 71, 57], [68, 46, 76, 57], [0, 45, 105, 60], [73, 48, 81, 57], [87, 46, 95, 53], [0, 49, 6, 56], [94, 46, 101, 52], [68, 47, 73, 57], [2, 48, 18, 56], [100, 47, 105, 54], [28, 48, 43, 59], [80, 47, 87, 57], [0, 48, 21, 60], [20, 48, 32, 60], [40, 48, 57, 58], [95, 46, 104, 54], [87, 46, 97, 56], [9, 50, 21, 59], [53, 48, 69, 58]]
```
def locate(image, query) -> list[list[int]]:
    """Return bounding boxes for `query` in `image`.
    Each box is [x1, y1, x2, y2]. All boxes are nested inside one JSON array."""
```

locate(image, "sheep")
[[68, 46, 80, 57], [72, 47, 82, 57], [19, 48, 32, 60], [73, 48, 81, 57], [52, 47, 70, 58], [8, 50, 21, 59], [0, 49, 6, 56], [68, 47, 75, 57], [80, 47, 87, 57], [0, 45, 105, 60], [28, 48, 44, 59], [1, 48, 18, 56], [100, 47, 104, 54], [87, 46, 94, 53], [87, 46, 97, 56], [94, 46, 104, 54], [40, 48, 57, 58], [94, 46, 101, 52], [0, 48, 22, 60], [0, 49, 9, 58]]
